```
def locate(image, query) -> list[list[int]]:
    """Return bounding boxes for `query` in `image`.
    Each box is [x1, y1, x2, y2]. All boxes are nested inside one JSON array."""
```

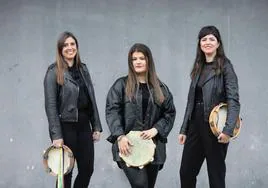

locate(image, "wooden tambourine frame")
[[209, 103, 242, 140], [43, 145, 75, 176]]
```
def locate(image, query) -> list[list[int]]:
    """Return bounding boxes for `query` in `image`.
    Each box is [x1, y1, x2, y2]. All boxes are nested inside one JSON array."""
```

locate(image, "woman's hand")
[[140, 128, 158, 140], [93, 131, 101, 142], [178, 134, 187, 145], [118, 135, 133, 156], [52, 138, 64, 148], [217, 133, 230, 144]]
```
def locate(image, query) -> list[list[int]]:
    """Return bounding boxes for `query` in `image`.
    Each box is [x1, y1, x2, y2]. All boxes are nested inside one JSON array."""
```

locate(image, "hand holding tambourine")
[[118, 131, 156, 169], [43, 145, 74, 176]]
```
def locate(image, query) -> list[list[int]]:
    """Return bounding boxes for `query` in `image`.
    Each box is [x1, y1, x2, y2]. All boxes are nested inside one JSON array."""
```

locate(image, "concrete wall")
[[0, 0, 267, 187]]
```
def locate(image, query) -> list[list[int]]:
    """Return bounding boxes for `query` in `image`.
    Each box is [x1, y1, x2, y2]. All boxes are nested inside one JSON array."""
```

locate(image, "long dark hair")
[[126, 43, 164, 103], [55, 31, 82, 85], [191, 25, 227, 79]]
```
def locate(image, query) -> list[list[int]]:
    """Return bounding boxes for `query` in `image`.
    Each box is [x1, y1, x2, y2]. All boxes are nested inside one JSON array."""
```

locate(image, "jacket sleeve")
[[105, 79, 125, 143], [44, 67, 62, 140], [179, 82, 193, 135], [222, 60, 240, 136], [153, 86, 176, 139], [83, 64, 103, 132]]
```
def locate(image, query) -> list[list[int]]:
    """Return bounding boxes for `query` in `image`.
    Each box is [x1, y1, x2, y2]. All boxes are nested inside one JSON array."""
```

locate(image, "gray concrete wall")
[[0, 0, 267, 187]]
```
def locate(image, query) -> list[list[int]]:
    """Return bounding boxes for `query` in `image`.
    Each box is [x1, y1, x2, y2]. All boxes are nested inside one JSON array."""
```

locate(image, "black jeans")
[[60, 112, 94, 188], [119, 162, 160, 188], [180, 102, 228, 188]]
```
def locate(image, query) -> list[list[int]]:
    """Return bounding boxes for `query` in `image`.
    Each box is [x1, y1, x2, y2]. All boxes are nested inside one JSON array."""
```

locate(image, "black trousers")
[[60, 112, 94, 188], [119, 162, 160, 188], [180, 103, 228, 188]]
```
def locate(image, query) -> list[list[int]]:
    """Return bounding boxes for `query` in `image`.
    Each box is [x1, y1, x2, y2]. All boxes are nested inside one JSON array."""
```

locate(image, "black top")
[[131, 82, 150, 131], [68, 65, 90, 110], [195, 61, 216, 103], [140, 83, 150, 122]]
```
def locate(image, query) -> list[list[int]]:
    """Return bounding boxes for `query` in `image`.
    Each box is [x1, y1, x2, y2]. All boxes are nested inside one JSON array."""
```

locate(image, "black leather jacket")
[[106, 76, 176, 164], [180, 59, 240, 136], [44, 63, 102, 140]]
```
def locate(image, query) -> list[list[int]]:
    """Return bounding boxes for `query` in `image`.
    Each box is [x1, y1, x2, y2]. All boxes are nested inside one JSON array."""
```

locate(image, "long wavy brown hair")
[[191, 25, 227, 79], [126, 43, 164, 103], [55, 31, 82, 85]]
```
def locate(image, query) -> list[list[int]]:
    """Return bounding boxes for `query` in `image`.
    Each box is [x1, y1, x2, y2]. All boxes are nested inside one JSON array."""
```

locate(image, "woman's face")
[[132, 51, 147, 74], [62, 37, 77, 62], [200, 34, 219, 57]]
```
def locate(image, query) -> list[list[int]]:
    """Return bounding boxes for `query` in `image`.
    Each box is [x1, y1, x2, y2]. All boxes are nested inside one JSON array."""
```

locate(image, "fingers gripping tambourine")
[[119, 131, 156, 169], [43, 145, 75, 176], [209, 103, 242, 139]]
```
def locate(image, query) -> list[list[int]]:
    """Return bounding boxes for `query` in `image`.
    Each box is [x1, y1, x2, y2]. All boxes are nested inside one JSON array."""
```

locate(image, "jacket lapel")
[[202, 70, 216, 86], [64, 70, 76, 84], [143, 87, 155, 127]]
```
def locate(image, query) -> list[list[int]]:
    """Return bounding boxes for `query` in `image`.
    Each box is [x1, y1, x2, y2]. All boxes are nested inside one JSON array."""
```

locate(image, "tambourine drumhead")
[[43, 145, 74, 176], [209, 103, 242, 139], [119, 131, 156, 169]]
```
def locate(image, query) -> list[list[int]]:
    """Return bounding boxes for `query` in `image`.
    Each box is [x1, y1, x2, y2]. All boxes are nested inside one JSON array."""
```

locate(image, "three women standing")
[[44, 25, 240, 188]]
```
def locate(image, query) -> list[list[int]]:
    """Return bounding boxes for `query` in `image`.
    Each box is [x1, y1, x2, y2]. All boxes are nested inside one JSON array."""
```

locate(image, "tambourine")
[[43, 145, 75, 176], [209, 103, 242, 139], [119, 131, 156, 169]]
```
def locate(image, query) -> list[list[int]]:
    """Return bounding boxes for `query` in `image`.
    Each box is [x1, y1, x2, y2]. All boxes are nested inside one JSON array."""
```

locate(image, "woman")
[[44, 31, 102, 188], [178, 25, 240, 188], [106, 43, 176, 188]]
